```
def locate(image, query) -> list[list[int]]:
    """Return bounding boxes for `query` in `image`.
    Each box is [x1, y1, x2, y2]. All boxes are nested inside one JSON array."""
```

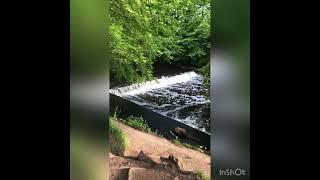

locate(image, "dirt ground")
[[110, 121, 210, 179]]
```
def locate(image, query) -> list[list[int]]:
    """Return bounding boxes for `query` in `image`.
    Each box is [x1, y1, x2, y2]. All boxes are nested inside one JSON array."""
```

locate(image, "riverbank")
[[110, 121, 210, 179]]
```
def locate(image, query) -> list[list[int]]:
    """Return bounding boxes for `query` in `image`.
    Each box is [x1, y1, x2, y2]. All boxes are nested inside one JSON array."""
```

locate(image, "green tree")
[[110, 0, 211, 83]]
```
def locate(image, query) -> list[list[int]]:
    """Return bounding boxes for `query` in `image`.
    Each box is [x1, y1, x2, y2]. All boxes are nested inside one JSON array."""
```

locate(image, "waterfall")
[[110, 71, 198, 96], [110, 71, 210, 134]]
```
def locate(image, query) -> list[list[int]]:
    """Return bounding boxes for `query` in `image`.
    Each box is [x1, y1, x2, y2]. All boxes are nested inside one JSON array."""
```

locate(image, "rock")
[[109, 167, 130, 180], [128, 167, 174, 180], [169, 155, 178, 164], [109, 153, 116, 159], [137, 151, 145, 161], [168, 155, 183, 169], [137, 151, 156, 166]]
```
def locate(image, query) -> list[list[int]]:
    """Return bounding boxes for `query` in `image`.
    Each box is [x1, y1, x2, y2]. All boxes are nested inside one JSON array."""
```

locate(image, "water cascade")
[[110, 71, 210, 134]]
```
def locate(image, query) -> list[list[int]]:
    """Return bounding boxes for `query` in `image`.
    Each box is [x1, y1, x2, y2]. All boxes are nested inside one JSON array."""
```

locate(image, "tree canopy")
[[110, 0, 211, 83]]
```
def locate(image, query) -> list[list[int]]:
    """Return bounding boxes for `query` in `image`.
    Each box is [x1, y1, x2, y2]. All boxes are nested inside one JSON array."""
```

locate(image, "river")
[[110, 71, 210, 134]]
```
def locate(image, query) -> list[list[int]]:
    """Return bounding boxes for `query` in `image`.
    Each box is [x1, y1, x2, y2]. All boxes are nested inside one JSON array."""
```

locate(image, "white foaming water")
[[110, 71, 198, 96]]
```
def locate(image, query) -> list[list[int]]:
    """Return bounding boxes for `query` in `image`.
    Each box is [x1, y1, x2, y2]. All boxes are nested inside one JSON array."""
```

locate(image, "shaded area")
[[152, 63, 198, 78]]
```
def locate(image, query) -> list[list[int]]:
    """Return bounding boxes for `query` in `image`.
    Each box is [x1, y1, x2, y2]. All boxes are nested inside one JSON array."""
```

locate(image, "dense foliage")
[[110, 0, 210, 83]]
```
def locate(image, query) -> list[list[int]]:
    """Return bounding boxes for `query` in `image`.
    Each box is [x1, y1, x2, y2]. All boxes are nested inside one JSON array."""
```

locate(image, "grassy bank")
[[112, 114, 209, 154], [116, 115, 164, 138], [171, 137, 210, 155], [109, 119, 128, 156]]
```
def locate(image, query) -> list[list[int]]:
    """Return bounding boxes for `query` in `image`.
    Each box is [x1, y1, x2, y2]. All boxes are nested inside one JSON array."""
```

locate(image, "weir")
[[110, 71, 199, 96], [110, 71, 211, 149]]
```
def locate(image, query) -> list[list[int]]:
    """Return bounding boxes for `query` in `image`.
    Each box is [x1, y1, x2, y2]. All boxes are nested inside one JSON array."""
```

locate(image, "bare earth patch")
[[110, 121, 210, 179]]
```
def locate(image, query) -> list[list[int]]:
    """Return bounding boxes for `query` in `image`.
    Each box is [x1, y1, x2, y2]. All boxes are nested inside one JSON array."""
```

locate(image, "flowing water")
[[110, 71, 210, 134]]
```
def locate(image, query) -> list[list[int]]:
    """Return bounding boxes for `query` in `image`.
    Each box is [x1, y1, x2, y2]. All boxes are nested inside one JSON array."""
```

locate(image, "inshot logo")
[[219, 168, 246, 176]]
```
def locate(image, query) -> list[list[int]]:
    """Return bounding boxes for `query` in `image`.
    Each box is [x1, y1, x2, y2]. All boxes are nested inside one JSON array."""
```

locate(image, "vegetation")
[[112, 110, 209, 153], [171, 136, 209, 154], [171, 136, 182, 145], [117, 115, 164, 137], [110, 0, 211, 83], [125, 116, 152, 132], [111, 110, 208, 154], [196, 170, 210, 180], [109, 119, 128, 156]]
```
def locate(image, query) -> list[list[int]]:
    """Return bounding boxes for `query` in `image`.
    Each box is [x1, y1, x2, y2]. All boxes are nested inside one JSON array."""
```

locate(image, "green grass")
[[109, 119, 128, 156], [171, 137, 182, 145], [125, 116, 152, 133], [183, 143, 202, 152], [116, 115, 164, 138], [171, 137, 209, 154], [196, 170, 210, 180]]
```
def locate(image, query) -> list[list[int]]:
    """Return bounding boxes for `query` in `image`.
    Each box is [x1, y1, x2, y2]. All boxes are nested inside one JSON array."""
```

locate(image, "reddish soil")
[[110, 121, 210, 180]]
